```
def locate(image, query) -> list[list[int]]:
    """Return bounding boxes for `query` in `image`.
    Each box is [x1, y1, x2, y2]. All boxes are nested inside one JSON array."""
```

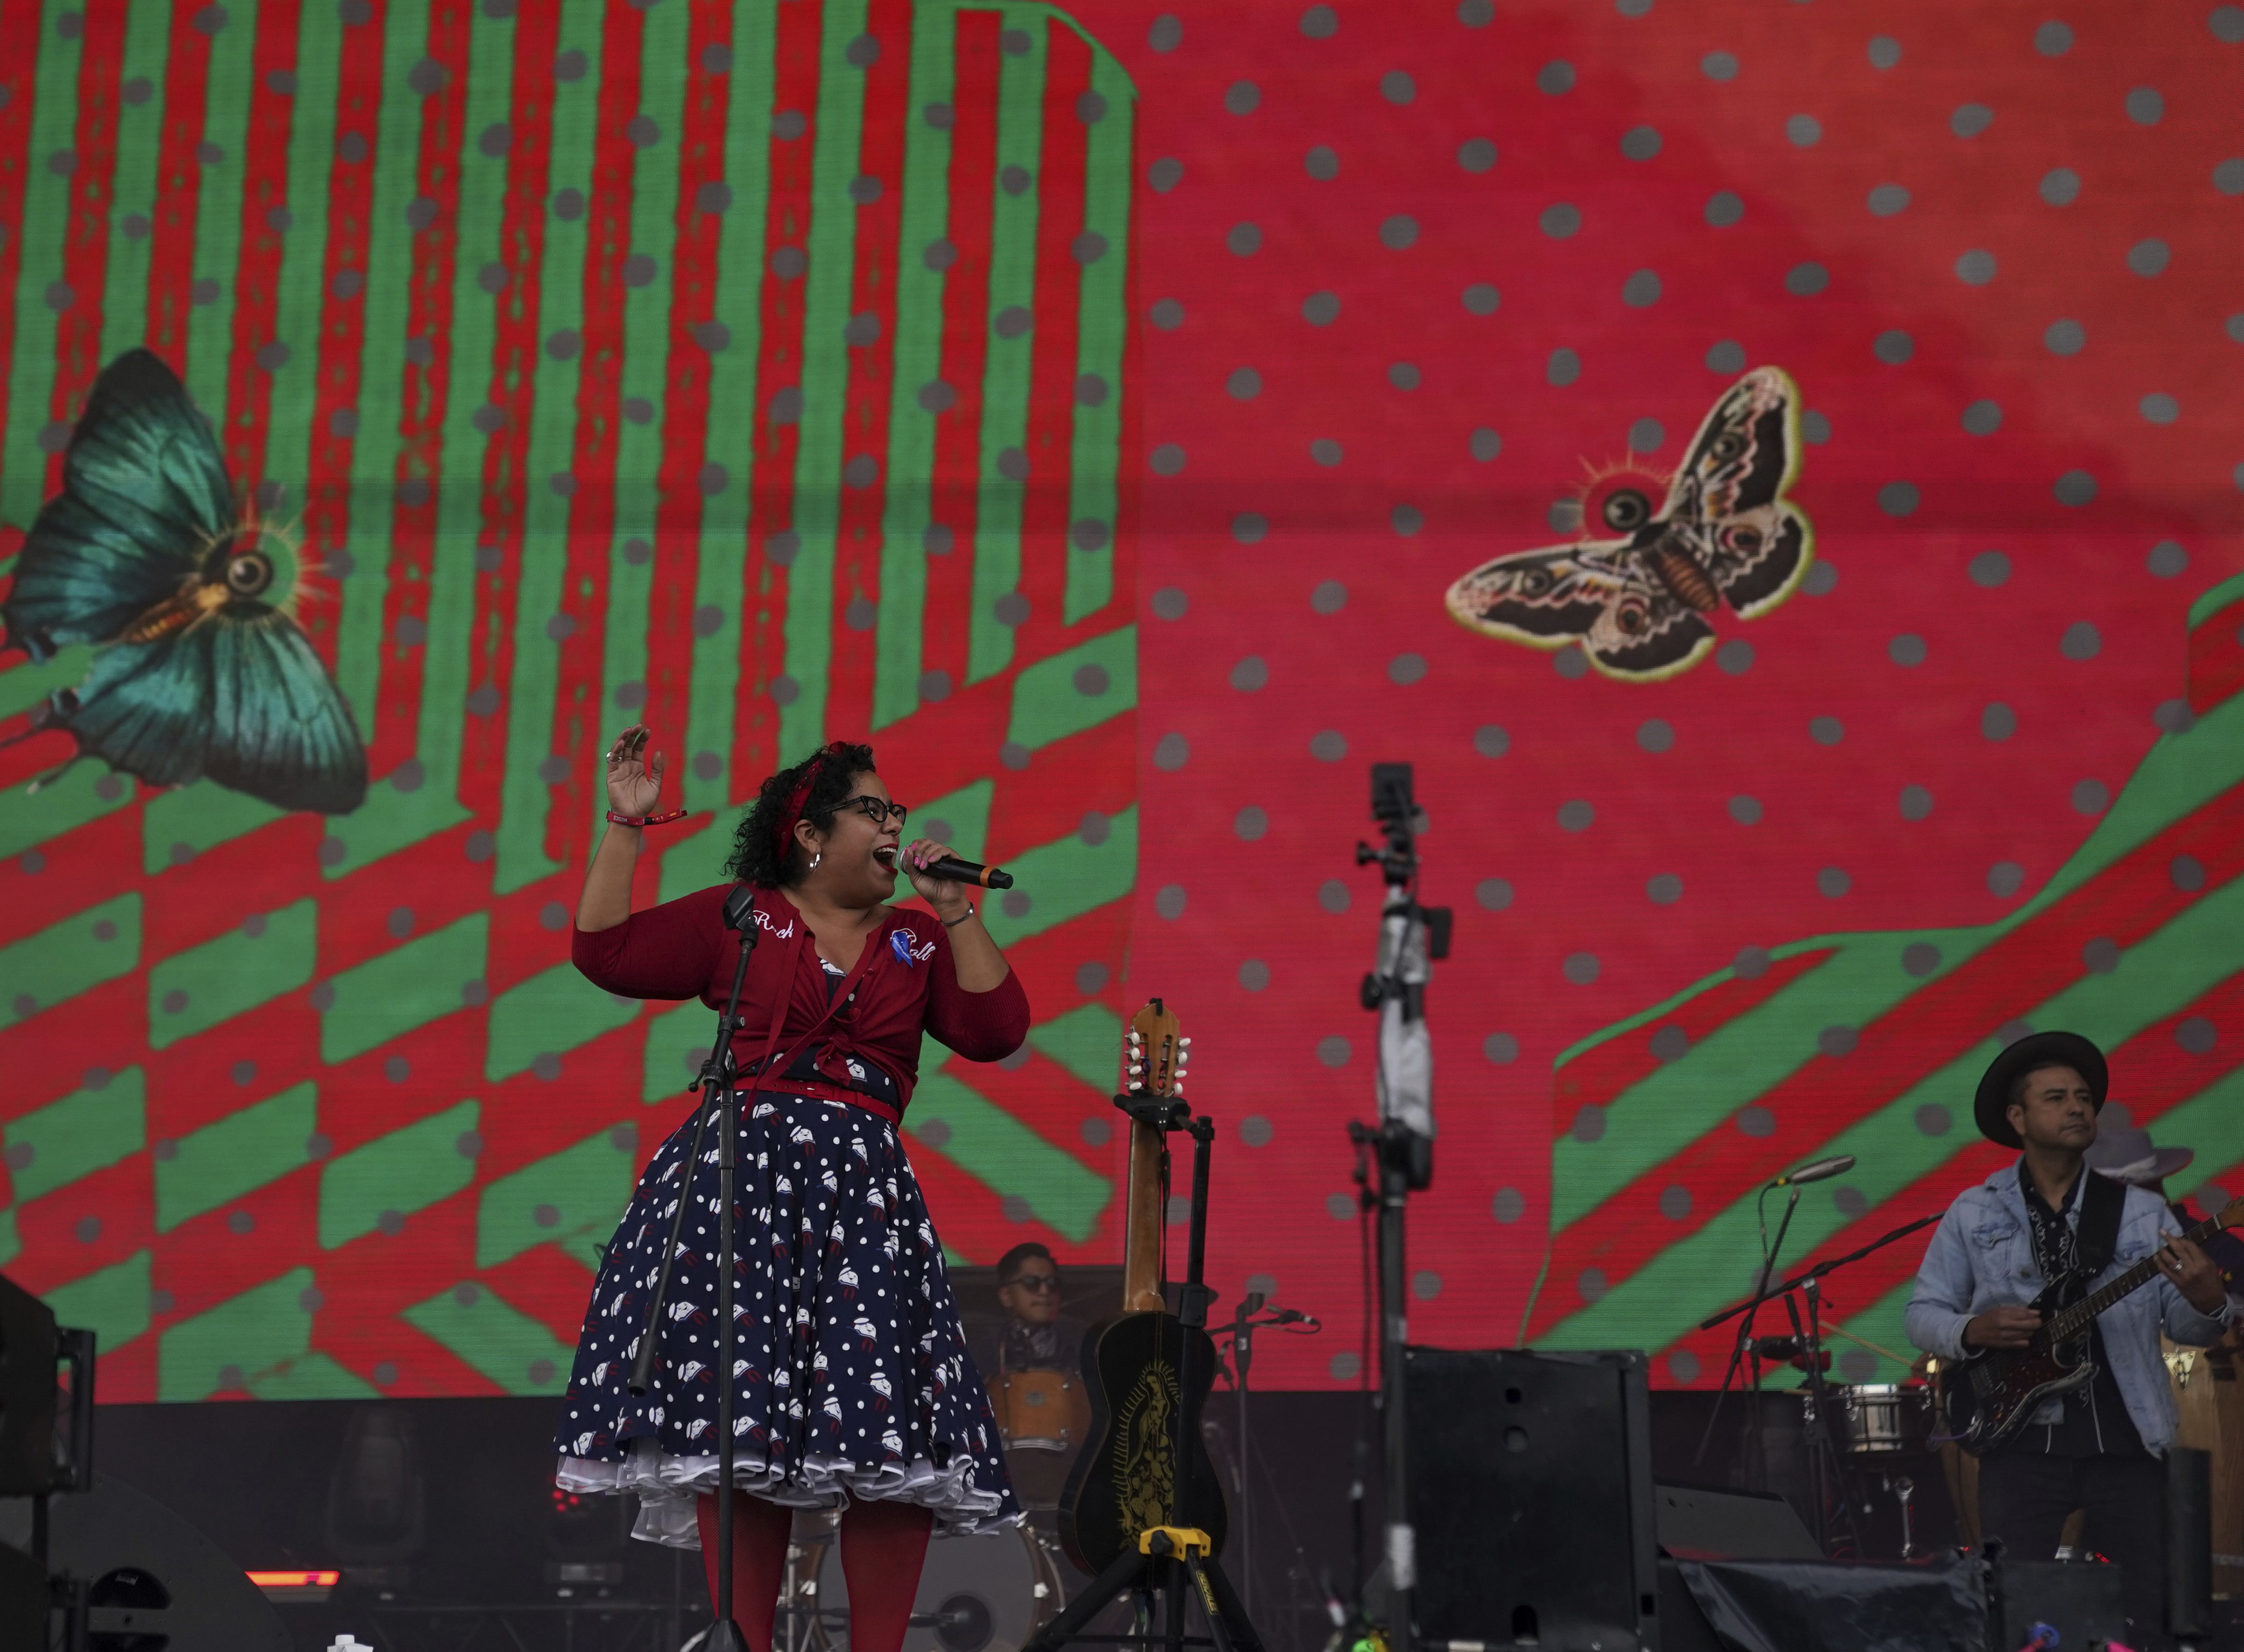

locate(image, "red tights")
[[695, 1492, 934, 1652]]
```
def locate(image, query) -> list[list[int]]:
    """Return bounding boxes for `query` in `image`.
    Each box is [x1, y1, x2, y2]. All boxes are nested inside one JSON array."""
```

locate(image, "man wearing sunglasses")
[[993, 1243, 1075, 1373]]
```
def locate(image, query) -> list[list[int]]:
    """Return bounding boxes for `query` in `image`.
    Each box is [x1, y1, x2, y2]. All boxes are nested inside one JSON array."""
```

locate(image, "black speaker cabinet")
[[0, 1273, 59, 1496], [1406, 1346, 1660, 1651]]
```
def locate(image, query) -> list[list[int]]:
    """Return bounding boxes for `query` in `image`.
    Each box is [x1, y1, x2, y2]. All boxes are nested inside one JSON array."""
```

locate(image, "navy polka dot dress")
[[554, 1083, 1020, 1546]]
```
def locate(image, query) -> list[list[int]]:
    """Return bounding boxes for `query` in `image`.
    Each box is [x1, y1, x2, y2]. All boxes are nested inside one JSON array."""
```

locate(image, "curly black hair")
[[725, 740, 878, 887]]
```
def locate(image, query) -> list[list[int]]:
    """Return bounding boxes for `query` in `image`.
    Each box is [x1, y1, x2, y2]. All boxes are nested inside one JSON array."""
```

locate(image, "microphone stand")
[[1694, 1183, 1801, 1475], [630, 885, 760, 1652]]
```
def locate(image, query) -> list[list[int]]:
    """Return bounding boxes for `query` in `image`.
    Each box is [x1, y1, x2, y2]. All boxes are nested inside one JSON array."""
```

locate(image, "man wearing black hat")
[[1906, 1031, 2234, 1643]]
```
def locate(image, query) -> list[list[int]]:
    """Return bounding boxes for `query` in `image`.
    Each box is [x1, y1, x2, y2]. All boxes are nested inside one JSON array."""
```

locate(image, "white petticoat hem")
[[555, 1438, 1018, 1549]]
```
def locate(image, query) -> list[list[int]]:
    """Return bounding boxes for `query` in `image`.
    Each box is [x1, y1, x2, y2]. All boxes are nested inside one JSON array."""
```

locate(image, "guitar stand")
[[1024, 1103, 1266, 1652]]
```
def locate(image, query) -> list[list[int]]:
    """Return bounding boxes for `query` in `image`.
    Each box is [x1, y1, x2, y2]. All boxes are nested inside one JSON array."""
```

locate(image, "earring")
[[811, 852, 822, 869]]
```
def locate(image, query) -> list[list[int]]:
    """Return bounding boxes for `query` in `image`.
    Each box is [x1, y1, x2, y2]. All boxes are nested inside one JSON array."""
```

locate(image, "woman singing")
[[554, 729, 1027, 1651]]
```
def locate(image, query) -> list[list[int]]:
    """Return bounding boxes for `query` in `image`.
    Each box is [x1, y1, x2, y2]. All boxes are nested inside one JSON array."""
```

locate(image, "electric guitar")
[[1939, 1193, 2242, 1455], [1058, 1000, 1229, 1573]]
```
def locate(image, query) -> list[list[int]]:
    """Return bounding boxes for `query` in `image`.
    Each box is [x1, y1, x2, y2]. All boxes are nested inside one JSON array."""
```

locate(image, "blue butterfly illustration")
[[0, 349, 367, 814]]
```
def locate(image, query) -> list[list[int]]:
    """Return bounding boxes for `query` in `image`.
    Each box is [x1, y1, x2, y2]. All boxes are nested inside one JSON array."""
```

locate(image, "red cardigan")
[[571, 884, 1030, 1112]]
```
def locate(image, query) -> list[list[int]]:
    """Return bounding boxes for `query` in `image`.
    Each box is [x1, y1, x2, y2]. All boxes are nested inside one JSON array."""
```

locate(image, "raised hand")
[[604, 725, 666, 818]]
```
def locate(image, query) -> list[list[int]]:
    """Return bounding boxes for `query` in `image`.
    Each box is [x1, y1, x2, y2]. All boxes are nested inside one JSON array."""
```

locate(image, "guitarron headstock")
[[1123, 997, 1190, 1100]]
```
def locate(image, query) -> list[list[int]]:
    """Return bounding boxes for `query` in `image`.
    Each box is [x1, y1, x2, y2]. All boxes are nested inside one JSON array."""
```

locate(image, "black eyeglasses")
[[841, 795, 908, 828], [1008, 1273, 1061, 1294]]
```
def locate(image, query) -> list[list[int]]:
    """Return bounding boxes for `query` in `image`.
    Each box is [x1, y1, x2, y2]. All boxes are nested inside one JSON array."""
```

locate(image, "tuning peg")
[[1179, 1037, 1193, 1048]]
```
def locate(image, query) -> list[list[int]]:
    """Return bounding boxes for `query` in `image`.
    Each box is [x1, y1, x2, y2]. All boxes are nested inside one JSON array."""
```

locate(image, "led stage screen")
[[0, 0, 2239, 1403]]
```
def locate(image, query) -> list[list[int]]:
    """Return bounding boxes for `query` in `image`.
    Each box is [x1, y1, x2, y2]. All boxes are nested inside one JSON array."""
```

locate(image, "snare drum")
[[1811, 1383, 1930, 1455], [987, 1367, 1091, 1452]]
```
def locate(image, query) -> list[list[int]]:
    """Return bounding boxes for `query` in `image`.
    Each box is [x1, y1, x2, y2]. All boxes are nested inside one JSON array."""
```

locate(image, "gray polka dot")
[[1154, 884, 1187, 921], [1627, 418, 1665, 453], [1701, 50, 1739, 80], [2045, 318, 2086, 355], [1227, 367, 1261, 400], [2125, 86, 2164, 124], [1470, 427, 1502, 461], [1305, 145, 1339, 181], [1226, 222, 1261, 257], [1962, 400, 2003, 435], [2053, 469, 2097, 507], [1987, 861, 2026, 899], [1150, 443, 1187, 477], [1235, 806, 1268, 841], [1736, 1106, 1776, 1138], [2139, 393, 2179, 424], [2170, 1013, 2220, 1059], [1818, 1025, 1858, 1057], [2128, 238, 2170, 277], [1955, 249, 1997, 285], [1302, 3, 1338, 36], [1818, 866, 1851, 899], [1982, 702, 2018, 741], [1237, 960, 1270, 993], [2170, 853, 2208, 894], [1874, 329, 1914, 365], [1232, 512, 1267, 545], [1476, 878, 1513, 912], [2082, 936, 2122, 975], [1903, 941, 1942, 978], [1735, 946, 1771, 979], [1705, 339, 1746, 373], [1462, 283, 1500, 316], [1381, 69, 1415, 104], [1648, 1026, 1691, 1067], [1380, 215, 1418, 250], [1391, 504, 1424, 537], [1457, 137, 1497, 173], [1540, 202, 1582, 238], [1557, 799, 1595, 832], [1231, 655, 1269, 691], [1319, 879, 1351, 915], [2216, 158, 2244, 196], [1303, 291, 1340, 326], [1899, 784, 1934, 822], [1809, 715, 1845, 746], [1310, 730, 1347, 761], [1786, 113, 1822, 147], [1570, 1105, 1607, 1143], [1311, 579, 1348, 614], [1563, 952, 1600, 985], [1647, 873, 1683, 906], [1538, 58, 1575, 94], [1149, 298, 1184, 331], [1148, 14, 1181, 50], [1868, 35, 1902, 68], [2040, 168, 2081, 207], [1785, 262, 1830, 296], [1152, 732, 1190, 771], [2072, 778, 2110, 815], [2154, 699, 2195, 734], [1638, 718, 1675, 753], [1387, 363, 1422, 392], [1622, 269, 1661, 307], [1316, 1035, 1352, 1069], [2216, 4, 2244, 40], [2146, 540, 2189, 578], [2035, 19, 2074, 54], [1729, 795, 1763, 826], [1225, 80, 1260, 116], [1801, 411, 1832, 444], [1867, 183, 1910, 216], [1621, 125, 1662, 161], [1878, 481, 1919, 517], [1704, 191, 1744, 228], [1889, 634, 1928, 668], [2060, 620, 2102, 661], [1547, 348, 1581, 386], [1554, 645, 1590, 678], [1150, 586, 1189, 621], [1914, 1103, 1953, 1138], [1952, 103, 1994, 138], [1484, 1032, 1519, 1065]]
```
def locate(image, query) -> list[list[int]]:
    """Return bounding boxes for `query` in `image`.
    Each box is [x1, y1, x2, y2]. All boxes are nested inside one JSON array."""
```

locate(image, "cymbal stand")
[[1024, 1103, 1264, 1652]]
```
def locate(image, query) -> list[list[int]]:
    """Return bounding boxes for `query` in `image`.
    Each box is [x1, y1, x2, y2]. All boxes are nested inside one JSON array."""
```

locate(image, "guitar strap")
[[2074, 1167, 2126, 1282]]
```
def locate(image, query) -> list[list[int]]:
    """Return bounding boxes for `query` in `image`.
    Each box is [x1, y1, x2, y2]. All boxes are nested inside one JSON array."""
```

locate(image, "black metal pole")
[[1377, 1135, 1411, 1645], [1694, 1185, 1802, 1468]]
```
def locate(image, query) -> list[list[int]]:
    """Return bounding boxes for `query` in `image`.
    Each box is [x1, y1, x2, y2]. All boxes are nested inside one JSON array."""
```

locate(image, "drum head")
[[814, 1523, 1059, 1652]]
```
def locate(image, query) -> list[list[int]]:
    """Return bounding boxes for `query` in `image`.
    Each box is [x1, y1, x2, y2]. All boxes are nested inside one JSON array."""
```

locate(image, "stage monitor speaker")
[[0, 1540, 48, 1646], [1995, 1560, 2124, 1652], [0, 1272, 59, 1495], [1653, 1482, 1820, 1561], [2166, 1444, 2213, 1640], [0, 1469, 290, 1652], [1405, 1346, 1659, 1652]]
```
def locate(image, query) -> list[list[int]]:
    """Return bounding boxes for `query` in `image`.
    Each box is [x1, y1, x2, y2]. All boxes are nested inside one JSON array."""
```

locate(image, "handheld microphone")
[[917, 854, 1015, 890], [1770, 1153, 1856, 1188]]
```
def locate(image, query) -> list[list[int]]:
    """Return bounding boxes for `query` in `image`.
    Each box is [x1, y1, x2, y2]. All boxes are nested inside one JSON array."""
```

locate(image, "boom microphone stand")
[[1345, 764, 1450, 1649], [630, 884, 760, 1652]]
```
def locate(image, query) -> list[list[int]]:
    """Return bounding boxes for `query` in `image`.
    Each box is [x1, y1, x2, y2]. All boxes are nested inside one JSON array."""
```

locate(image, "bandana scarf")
[[774, 743, 843, 866]]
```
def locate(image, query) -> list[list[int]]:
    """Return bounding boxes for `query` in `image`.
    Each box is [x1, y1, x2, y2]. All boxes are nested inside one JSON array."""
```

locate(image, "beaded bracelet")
[[942, 904, 976, 928], [606, 808, 690, 828]]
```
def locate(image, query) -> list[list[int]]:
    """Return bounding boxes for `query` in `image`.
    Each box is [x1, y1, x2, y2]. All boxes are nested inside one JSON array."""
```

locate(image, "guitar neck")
[[1121, 1117, 1166, 1312], [2049, 1207, 2225, 1343]]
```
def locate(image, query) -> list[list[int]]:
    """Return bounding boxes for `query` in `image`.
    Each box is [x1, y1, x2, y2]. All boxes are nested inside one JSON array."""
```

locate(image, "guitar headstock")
[[1123, 998, 1190, 1099]]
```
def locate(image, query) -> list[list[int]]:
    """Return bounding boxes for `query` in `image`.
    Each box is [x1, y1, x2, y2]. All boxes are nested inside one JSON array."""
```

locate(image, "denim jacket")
[[1904, 1163, 2234, 1454]]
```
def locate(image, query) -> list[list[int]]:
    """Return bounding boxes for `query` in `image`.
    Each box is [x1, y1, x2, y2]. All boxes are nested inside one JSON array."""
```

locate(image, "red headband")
[[774, 745, 837, 862]]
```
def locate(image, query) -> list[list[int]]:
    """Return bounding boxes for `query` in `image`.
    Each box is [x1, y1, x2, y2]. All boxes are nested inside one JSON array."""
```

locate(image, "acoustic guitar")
[[1941, 1193, 2243, 1454], [1058, 1000, 1229, 1573]]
